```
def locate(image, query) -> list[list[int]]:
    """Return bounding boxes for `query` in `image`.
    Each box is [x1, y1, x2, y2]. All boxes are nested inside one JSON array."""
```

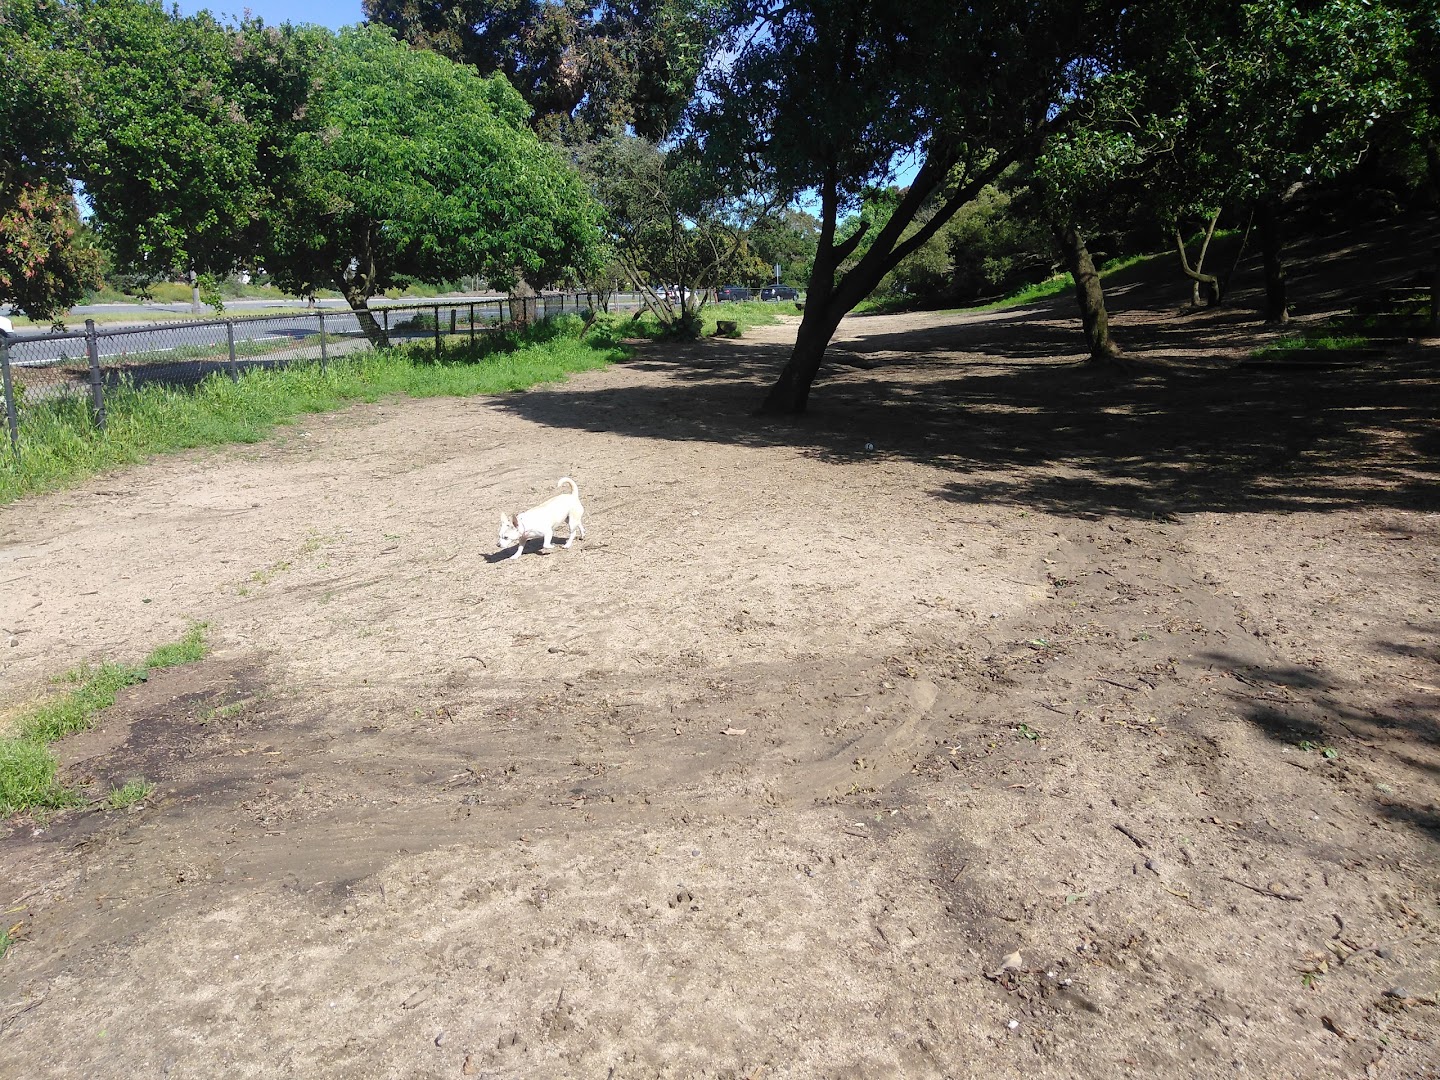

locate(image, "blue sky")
[[172, 1, 364, 30]]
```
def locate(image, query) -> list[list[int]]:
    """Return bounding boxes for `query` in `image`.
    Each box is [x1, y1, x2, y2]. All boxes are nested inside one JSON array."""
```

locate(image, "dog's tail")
[[557, 476, 579, 498]]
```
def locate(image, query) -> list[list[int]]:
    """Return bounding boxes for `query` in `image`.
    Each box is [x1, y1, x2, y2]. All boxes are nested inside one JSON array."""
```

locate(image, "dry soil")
[[2, 246, 1438, 1079]]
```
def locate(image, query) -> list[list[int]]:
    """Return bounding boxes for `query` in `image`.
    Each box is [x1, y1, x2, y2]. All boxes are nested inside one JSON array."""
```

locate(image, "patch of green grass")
[[16, 662, 147, 744], [0, 625, 208, 816], [962, 251, 1164, 314], [105, 778, 153, 810], [142, 623, 208, 669], [203, 701, 247, 724], [618, 299, 787, 342], [852, 295, 919, 316], [0, 736, 79, 817], [1252, 332, 1371, 359], [977, 274, 1074, 310], [1, 321, 624, 505]]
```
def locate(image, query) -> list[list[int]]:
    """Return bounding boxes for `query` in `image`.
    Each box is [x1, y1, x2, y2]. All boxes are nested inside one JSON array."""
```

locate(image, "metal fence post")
[[225, 320, 239, 382], [1, 335, 19, 457], [318, 309, 328, 370], [433, 303, 441, 358], [85, 318, 105, 431], [449, 307, 457, 336], [469, 303, 475, 349]]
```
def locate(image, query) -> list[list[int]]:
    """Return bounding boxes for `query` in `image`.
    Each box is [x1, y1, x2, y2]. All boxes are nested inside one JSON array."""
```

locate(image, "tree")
[[582, 134, 755, 333], [0, 0, 102, 321], [69, 2, 320, 309], [697, 0, 1122, 413], [747, 208, 819, 288], [1029, 75, 1155, 362], [361, 0, 717, 141], [263, 26, 603, 346], [1118, 1, 1412, 323]]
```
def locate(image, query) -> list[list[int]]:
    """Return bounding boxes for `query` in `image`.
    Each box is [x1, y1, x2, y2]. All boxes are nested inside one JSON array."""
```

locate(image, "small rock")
[[1382, 986, 1410, 999], [1007, 1019, 1020, 1031]]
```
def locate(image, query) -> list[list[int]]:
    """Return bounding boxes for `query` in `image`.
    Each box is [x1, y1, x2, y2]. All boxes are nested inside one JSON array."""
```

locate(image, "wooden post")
[[318, 309, 328, 370], [434, 304, 441, 358], [85, 318, 105, 430], [225, 320, 239, 381], [449, 307, 457, 335], [0, 335, 19, 456], [469, 303, 476, 349]]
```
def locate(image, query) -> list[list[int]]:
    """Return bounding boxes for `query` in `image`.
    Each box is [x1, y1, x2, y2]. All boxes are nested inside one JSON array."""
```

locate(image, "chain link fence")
[[1, 293, 613, 456]]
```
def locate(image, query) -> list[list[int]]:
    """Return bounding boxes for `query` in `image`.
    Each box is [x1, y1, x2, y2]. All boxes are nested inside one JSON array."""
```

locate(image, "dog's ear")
[[499, 513, 510, 528]]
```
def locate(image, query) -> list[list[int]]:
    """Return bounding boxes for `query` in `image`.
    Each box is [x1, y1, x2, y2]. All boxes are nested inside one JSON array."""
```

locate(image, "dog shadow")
[[483, 538, 577, 563]]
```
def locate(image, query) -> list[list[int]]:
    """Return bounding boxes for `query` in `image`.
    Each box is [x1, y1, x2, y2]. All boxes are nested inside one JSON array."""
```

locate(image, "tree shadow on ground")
[[494, 218, 1439, 520], [1195, 643, 1440, 843], [494, 304, 1439, 520]]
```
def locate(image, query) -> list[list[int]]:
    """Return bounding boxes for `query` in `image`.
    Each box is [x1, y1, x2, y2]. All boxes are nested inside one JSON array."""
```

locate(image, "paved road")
[[2, 292, 647, 326], [6, 309, 389, 369], [2, 294, 647, 369]]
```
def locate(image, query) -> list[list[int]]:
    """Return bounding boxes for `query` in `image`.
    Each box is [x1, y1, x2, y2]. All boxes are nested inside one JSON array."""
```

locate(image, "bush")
[[661, 310, 705, 340], [583, 311, 626, 347], [526, 313, 587, 343]]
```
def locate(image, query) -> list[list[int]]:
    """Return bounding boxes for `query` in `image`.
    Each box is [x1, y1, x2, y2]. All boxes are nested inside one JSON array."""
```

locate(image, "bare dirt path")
[[2, 264, 1438, 1078]]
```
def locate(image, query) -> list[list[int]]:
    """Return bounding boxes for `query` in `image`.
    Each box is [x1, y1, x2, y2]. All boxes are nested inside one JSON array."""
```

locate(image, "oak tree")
[[262, 26, 603, 345]]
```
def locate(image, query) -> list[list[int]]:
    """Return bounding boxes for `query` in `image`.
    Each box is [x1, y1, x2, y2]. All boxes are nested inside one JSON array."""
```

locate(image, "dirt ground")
[[2, 238, 1438, 1078]]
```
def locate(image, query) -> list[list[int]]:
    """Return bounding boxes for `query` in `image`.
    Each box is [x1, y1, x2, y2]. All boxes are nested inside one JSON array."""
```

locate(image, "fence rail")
[[0, 293, 612, 457]]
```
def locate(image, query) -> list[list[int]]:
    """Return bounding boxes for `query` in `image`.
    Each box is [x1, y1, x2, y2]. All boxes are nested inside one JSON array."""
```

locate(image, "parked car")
[[760, 285, 800, 301], [717, 285, 753, 302]]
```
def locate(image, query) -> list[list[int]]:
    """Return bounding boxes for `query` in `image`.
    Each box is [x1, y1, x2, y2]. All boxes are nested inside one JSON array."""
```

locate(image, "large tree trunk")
[[758, 207, 860, 415], [1259, 197, 1288, 324], [338, 280, 389, 348], [758, 296, 847, 414], [1054, 222, 1119, 364], [757, 130, 1048, 414], [508, 277, 539, 327]]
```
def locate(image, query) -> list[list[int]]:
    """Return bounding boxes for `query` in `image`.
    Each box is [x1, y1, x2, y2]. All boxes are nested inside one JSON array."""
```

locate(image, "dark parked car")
[[760, 285, 800, 301], [717, 285, 753, 301]]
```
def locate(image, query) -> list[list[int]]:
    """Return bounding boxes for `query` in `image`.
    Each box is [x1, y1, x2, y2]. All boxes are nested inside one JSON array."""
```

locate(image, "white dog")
[[497, 477, 586, 559]]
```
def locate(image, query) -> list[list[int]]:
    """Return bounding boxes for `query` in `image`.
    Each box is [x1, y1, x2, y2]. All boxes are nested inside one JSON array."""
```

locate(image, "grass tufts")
[[0, 624, 209, 817], [143, 624, 209, 669], [1252, 331, 1372, 358], [105, 778, 153, 810]]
